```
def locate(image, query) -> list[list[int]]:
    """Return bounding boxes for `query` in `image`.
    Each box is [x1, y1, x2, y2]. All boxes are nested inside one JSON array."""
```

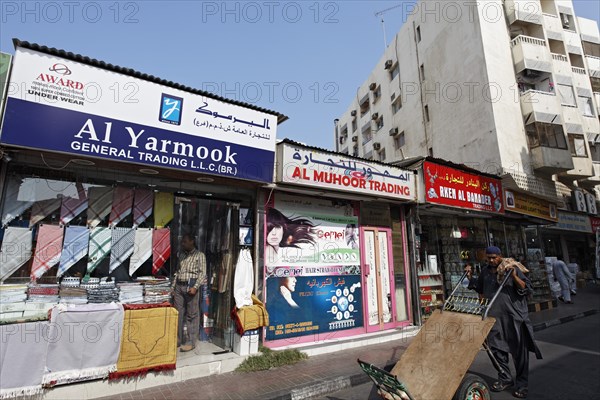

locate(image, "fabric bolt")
[[1, 178, 34, 227], [129, 228, 153, 276], [57, 226, 90, 277], [87, 227, 111, 275], [0, 227, 33, 282], [153, 192, 174, 228], [86, 187, 113, 228], [233, 248, 254, 309], [29, 198, 62, 228], [43, 303, 124, 386], [59, 184, 88, 225], [30, 225, 64, 280], [110, 304, 177, 379], [152, 228, 171, 275], [0, 321, 48, 399], [132, 188, 153, 227], [109, 228, 135, 273], [109, 187, 134, 227]]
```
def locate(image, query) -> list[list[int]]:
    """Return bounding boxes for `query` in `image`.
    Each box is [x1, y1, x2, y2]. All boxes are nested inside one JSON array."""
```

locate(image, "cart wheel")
[[453, 373, 491, 400]]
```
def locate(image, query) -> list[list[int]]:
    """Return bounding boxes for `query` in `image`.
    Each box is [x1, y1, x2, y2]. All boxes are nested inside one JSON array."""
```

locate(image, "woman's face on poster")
[[283, 277, 297, 292], [267, 225, 284, 246]]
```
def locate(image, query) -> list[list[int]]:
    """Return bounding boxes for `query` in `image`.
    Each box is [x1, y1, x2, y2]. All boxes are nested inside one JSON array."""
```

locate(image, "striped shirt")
[[172, 249, 206, 290]]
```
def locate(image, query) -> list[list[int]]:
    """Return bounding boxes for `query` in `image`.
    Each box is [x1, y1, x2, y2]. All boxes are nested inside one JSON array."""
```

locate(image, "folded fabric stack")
[[143, 279, 171, 304], [88, 280, 119, 303], [0, 284, 28, 303], [60, 277, 82, 288], [59, 287, 88, 304], [80, 277, 101, 291], [0, 284, 28, 321], [27, 284, 60, 303], [118, 282, 144, 304]]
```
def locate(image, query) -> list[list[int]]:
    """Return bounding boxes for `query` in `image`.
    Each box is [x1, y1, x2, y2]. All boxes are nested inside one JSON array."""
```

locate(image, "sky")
[[1, 1, 598, 151]]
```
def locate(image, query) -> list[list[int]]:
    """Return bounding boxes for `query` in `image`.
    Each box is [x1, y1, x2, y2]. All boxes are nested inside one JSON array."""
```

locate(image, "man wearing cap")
[[465, 246, 542, 399]]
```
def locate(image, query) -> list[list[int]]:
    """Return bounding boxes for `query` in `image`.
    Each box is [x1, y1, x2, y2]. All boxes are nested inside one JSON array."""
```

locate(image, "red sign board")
[[423, 161, 504, 214], [591, 217, 600, 232]]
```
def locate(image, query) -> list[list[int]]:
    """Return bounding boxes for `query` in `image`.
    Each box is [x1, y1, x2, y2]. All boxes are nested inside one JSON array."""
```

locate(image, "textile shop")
[[400, 158, 555, 323], [0, 41, 283, 398], [260, 140, 416, 348]]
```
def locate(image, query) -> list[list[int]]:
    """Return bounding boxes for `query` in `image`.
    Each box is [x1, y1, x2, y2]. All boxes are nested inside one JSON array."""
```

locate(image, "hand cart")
[[358, 271, 513, 400]]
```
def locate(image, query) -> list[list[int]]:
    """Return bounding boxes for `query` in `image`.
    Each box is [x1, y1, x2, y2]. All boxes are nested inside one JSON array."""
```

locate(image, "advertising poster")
[[266, 274, 363, 340], [265, 193, 360, 270], [265, 192, 363, 340]]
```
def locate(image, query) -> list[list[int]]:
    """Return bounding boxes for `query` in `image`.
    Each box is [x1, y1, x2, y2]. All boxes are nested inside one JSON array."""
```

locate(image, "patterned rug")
[[110, 303, 178, 379]]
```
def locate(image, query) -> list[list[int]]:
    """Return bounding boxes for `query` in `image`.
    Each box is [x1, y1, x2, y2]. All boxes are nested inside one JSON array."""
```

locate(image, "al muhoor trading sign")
[[0, 47, 278, 183], [277, 143, 415, 201]]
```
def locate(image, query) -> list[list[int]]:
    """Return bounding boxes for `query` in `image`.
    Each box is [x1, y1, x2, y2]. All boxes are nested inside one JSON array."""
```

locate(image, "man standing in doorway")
[[172, 234, 207, 352], [465, 246, 542, 399]]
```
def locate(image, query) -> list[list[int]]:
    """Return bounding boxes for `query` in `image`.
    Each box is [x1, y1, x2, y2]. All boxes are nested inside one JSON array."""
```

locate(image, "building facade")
[[334, 0, 599, 228]]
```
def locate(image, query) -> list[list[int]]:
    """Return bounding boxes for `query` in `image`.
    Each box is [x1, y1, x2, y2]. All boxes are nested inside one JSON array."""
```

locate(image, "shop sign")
[[423, 161, 504, 214], [504, 190, 558, 222], [0, 52, 11, 112], [277, 143, 415, 201], [0, 48, 278, 183], [549, 211, 592, 233], [573, 190, 587, 213], [359, 202, 392, 227], [590, 216, 600, 232]]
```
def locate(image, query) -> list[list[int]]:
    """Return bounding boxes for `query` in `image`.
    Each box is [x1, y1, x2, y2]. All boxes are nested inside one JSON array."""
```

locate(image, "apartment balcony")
[[551, 53, 571, 76], [572, 66, 586, 75], [505, 0, 542, 26], [542, 13, 563, 40], [577, 162, 600, 188], [511, 35, 552, 74], [559, 156, 594, 180], [520, 90, 562, 123], [530, 146, 574, 174], [585, 55, 600, 78]]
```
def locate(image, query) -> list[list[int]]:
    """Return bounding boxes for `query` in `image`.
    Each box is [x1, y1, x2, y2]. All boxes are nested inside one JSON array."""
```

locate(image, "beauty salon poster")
[[265, 193, 359, 271]]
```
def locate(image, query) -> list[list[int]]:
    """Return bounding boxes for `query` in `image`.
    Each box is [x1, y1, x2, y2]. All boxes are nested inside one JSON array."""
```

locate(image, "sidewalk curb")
[[269, 309, 600, 400]]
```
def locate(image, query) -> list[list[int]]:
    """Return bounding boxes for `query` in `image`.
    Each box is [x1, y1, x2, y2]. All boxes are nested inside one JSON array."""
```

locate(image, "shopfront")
[[408, 159, 510, 322], [543, 210, 594, 273], [261, 140, 415, 347], [0, 41, 285, 395]]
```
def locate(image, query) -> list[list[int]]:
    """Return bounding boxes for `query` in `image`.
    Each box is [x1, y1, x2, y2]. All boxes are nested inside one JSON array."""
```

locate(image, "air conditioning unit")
[[384, 60, 393, 70], [371, 113, 379, 120], [369, 82, 377, 91], [350, 110, 357, 117], [389, 127, 399, 136], [352, 136, 358, 142], [339, 137, 345, 145], [373, 142, 381, 151], [562, 14, 570, 28]]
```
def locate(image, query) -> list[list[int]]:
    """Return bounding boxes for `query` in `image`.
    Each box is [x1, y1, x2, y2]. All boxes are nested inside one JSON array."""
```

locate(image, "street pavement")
[[99, 284, 600, 400]]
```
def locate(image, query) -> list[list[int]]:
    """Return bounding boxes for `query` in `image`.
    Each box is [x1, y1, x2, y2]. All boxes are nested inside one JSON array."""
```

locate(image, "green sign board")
[[0, 52, 12, 112]]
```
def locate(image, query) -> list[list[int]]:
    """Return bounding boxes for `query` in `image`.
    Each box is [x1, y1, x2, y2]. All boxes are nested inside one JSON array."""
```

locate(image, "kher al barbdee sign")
[[277, 142, 415, 201], [0, 47, 278, 183]]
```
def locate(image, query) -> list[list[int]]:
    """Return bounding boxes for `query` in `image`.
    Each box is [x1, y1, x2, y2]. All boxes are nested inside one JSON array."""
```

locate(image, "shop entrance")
[[360, 227, 396, 332], [173, 196, 239, 351]]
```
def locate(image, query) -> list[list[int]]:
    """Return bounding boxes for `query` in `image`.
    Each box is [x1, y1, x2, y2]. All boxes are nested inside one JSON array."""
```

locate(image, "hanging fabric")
[[30, 225, 64, 280], [153, 192, 174, 228], [109, 228, 135, 273], [60, 183, 88, 225], [57, 226, 90, 277], [233, 248, 254, 309], [109, 187, 134, 227], [86, 227, 111, 275], [0, 227, 33, 282], [132, 188, 153, 227], [152, 228, 171, 275], [129, 228, 153, 276], [87, 187, 113, 228], [28, 198, 62, 228], [1, 178, 34, 227]]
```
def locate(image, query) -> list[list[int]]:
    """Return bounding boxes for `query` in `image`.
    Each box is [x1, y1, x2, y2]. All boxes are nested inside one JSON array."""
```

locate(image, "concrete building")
[[334, 0, 600, 207]]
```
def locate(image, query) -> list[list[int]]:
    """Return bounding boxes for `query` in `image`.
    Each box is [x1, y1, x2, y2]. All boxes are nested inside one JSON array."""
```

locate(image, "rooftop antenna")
[[374, 3, 405, 49]]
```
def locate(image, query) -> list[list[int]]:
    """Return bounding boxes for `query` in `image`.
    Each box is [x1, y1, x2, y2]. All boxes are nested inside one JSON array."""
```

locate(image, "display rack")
[[526, 249, 552, 309]]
